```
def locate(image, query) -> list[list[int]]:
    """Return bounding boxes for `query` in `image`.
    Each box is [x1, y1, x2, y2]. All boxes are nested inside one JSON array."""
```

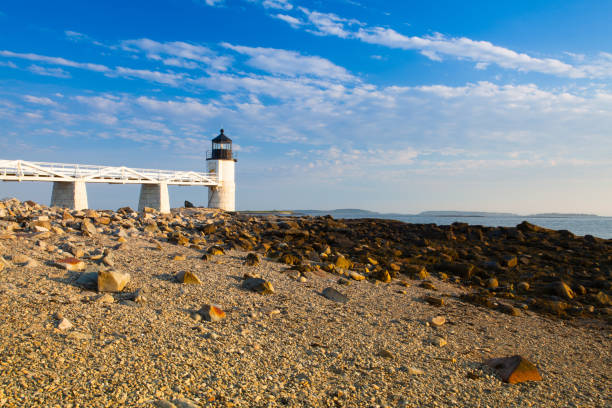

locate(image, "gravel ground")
[[0, 209, 610, 407]]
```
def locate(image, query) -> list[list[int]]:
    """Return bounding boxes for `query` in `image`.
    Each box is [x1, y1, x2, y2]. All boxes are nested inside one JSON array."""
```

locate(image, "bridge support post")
[[138, 182, 170, 214], [50, 181, 88, 210]]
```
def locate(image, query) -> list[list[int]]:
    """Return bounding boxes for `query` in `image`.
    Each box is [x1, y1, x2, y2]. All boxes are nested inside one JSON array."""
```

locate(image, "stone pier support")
[[138, 182, 170, 214], [50, 181, 88, 210]]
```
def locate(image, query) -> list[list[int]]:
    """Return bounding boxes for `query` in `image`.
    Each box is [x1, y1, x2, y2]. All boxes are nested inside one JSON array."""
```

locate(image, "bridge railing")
[[0, 160, 219, 185]]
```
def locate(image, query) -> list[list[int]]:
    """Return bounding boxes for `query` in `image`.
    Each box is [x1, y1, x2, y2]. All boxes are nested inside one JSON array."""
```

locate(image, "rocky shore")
[[0, 198, 610, 407]]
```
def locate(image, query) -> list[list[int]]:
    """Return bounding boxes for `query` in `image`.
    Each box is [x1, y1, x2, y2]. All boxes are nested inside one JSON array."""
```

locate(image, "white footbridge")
[[0, 159, 230, 213]]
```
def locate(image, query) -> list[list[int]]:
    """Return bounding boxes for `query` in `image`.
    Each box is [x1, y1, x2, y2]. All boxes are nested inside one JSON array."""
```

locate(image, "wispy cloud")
[[121, 38, 231, 71], [261, 0, 292, 10], [112, 66, 185, 86], [23, 95, 57, 106], [0, 50, 110, 72], [28, 64, 71, 78], [64, 30, 105, 47], [273, 13, 302, 28], [222, 43, 356, 81], [268, 8, 612, 79]]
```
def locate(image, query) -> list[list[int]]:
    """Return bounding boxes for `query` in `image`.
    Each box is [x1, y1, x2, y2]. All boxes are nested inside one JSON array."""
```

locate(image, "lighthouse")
[[206, 129, 236, 211]]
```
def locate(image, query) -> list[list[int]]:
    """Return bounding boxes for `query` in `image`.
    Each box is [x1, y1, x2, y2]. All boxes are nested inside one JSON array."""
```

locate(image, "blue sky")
[[0, 0, 611, 215]]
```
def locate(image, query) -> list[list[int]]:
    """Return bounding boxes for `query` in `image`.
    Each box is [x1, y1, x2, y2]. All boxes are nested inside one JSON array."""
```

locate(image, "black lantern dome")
[[207, 129, 234, 160]]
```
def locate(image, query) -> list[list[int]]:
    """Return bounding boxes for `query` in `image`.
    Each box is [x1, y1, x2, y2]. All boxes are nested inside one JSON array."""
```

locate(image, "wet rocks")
[[486, 355, 542, 384], [98, 270, 130, 292], [322, 287, 348, 303]]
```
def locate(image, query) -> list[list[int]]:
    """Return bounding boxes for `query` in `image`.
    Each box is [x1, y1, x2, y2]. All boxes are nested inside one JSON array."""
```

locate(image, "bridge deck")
[[0, 160, 219, 186]]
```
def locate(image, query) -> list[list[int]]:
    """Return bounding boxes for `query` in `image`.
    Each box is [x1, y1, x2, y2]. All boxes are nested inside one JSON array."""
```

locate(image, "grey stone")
[[322, 287, 348, 303]]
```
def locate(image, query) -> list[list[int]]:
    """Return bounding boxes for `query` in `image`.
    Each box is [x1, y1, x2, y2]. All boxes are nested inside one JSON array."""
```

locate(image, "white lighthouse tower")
[[206, 129, 236, 211]]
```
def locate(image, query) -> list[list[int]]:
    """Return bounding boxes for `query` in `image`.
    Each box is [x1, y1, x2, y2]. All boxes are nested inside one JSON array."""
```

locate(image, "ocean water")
[[297, 211, 612, 239]]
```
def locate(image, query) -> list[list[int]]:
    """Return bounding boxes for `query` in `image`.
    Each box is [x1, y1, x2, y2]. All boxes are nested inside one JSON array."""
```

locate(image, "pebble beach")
[[0, 199, 610, 407]]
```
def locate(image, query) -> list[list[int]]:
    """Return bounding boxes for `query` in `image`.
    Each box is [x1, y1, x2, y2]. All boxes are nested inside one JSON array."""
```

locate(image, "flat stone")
[[96, 293, 115, 303], [97, 270, 130, 292], [13, 254, 30, 264], [56, 257, 86, 271], [378, 349, 394, 359], [172, 398, 200, 408], [406, 367, 424, 375], [199, 304, 226, 322], [172, 254, 186, 261], [431, 316, 446, 326], [322, 287, 348, 303], [486, 355, 542, 384], [349, 271, 365, 281], [66, 331, 92, 341]]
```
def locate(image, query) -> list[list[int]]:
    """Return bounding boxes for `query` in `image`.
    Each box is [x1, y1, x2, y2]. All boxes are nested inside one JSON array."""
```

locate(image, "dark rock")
[[184, 200, 194, 208], [75, 272, 98, 289], [322, 287, 348, 303], [245, 252, 259, 266], [424, 296, 444, 306], [242, 277, 274, 294]]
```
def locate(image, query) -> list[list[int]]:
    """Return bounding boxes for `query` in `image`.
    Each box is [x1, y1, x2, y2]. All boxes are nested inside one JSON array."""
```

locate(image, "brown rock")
[[334, 255, 352, 270], [242, 277, 274, 294], [81, 219, 97, 236], [177, 271, 202, 284], [486, 355, 542, 384], [199, 304, 226, 322], [98, 270, 130, 292], [424, 296, 444, 306]]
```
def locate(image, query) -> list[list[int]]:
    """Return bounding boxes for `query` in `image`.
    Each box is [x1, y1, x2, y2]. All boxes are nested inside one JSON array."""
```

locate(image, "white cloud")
[[23, 95, 57, 106], [204, 0, 224, 6], [273, 13, 302, 28], [276, 7, 612, 79], [262, 0, 292, 10], [135, 96, 220, 118], [0, 50, 110, 72], [28, 64, 71, 78], [222, 43, 356, 81], [121, 38, 231, 71], [112, 67, 185, 86], [299, 8, 354, 38]]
